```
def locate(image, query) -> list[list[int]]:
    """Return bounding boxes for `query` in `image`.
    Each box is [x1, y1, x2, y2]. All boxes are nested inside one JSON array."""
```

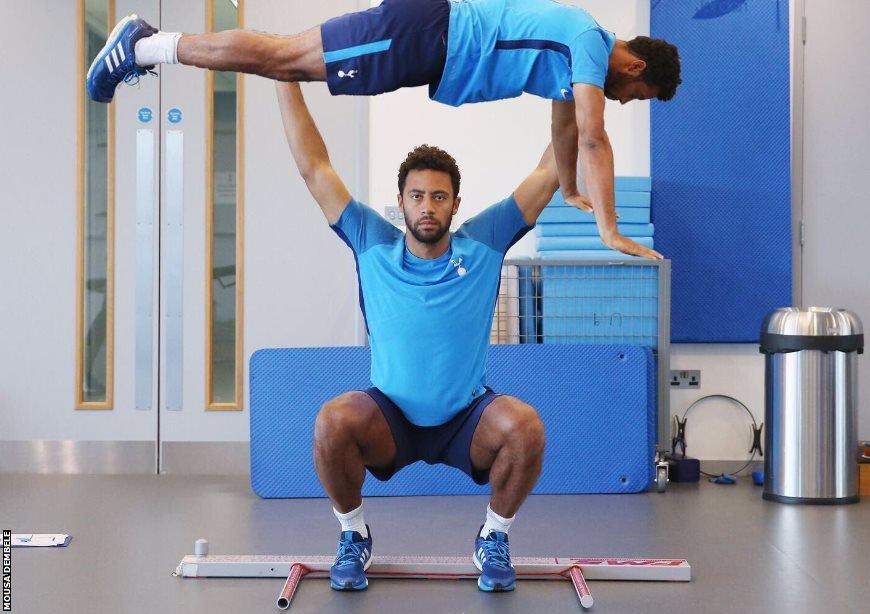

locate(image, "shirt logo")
[[450, 257, 467, 277], [338, 69, 358, 79]]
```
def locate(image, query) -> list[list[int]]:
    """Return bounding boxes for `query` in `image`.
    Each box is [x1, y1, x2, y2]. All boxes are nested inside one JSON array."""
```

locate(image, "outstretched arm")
[[572, 83, 662, 260], [513, 144, 560, 226], [551, 100, 591, 212], [275, 81, 351, 225]]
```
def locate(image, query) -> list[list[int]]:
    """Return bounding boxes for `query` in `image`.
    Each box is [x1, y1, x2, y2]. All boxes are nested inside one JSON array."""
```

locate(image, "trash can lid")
[[760, 307, 863, 354]]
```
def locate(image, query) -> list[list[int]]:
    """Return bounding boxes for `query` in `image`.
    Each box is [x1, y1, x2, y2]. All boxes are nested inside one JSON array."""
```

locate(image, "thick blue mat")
[[651, 0, 792, 342], [536, 223, 655, 238], [538, 207, 650, 224], [250, 345, 655, 498], [537, 237, 654, 251]]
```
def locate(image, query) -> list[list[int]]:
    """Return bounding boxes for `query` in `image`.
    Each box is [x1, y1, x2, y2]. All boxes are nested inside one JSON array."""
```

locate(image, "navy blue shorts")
[[363, 386, 501, 485], [320, 0, 449, 97]]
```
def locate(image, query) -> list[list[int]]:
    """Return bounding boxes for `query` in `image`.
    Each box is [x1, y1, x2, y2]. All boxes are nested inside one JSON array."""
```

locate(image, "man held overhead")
[[87, 0, 679, 260]]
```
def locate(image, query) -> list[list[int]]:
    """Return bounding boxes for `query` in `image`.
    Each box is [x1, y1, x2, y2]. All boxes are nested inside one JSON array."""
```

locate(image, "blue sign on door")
[[167, 108, 183, 124], [138, 107, 153, 123]]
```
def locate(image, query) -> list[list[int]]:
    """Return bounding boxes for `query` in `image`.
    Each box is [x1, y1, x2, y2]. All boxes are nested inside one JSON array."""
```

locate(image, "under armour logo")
[[338, 70, 358, 79], [450, 257, 467, 277]]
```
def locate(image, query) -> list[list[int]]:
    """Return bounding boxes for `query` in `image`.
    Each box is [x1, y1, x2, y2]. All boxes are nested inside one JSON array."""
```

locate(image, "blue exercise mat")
[[537, 237, 653, 251], [535, 223, 655, 238], [614, 176, 652, 192], [549, 191, 650, 208], [250, 345, 655, 498], [537, 251, 645, 261], [538, 207, 650, 224], [651, 0, 791, 342]]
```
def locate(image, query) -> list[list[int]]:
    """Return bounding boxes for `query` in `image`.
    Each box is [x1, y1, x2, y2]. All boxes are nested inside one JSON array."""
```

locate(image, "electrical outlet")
[[384, 206, 405, 227], [670, 370, 701, 389]]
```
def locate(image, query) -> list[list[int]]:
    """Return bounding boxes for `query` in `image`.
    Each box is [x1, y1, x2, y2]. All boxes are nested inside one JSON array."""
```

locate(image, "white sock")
[[134, 31, 182, 66], [479, 504, 515, 538], [334, 504, 368, 538]]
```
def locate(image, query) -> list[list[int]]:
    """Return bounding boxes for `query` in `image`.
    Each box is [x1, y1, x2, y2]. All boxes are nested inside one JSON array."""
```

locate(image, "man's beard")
[[603, 72, 624, 100], [406, 214, 451, 245]]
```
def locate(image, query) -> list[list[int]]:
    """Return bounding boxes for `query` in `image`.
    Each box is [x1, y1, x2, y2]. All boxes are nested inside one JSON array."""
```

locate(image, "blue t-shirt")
[[431, 0, 616, 106], [331, 196, 531, 426]]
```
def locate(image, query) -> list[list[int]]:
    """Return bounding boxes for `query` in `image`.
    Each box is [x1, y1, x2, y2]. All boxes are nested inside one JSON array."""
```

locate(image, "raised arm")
[[275, 82, 351, 225], [572, 83, 662, 260], [512, 144, 560, 226], [551, 100, 588, 210]]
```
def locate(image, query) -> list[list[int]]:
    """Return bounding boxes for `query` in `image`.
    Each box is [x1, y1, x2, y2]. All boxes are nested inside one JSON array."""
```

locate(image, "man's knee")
[[496, 399, 546, 457], [314, 392, 373, 447]]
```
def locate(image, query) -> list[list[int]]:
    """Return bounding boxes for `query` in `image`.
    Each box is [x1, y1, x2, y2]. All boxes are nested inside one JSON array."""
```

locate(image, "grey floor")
[[1, 474, 867, 614]]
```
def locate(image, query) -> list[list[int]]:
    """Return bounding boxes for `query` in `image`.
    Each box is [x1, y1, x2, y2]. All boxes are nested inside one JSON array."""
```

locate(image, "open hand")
[[605, 234, 664, 260]]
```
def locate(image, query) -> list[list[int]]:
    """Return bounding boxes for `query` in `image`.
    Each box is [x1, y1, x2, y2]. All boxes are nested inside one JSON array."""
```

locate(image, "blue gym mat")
[[537, 236, 654, 251], [250, 344, 656, 498], [538, 207, 650, 224], [535, 223, 655, 238], [651, 0, 792, 342]]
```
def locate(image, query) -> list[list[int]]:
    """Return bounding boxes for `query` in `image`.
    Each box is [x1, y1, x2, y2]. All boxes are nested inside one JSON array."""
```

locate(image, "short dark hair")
[[397, 145, 461, 197], [626, 36, 682, 101]]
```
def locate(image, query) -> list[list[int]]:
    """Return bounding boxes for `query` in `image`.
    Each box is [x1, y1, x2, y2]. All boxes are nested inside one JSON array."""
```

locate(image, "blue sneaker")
[[329, 526, 372, 591], [86, 14, 158, 103], [473, 526, 516, 592]]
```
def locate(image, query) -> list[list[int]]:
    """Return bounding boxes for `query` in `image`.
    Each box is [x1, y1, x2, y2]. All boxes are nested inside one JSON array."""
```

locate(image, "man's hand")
[[605, 233, 663, 260], [563, 192, 593, 212]]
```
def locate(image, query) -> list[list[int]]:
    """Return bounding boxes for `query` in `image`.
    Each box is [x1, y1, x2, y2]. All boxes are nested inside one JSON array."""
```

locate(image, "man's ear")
[[397, 193, 403, 210], [452, 196, 461, 215], [628, 58, 647, 77]]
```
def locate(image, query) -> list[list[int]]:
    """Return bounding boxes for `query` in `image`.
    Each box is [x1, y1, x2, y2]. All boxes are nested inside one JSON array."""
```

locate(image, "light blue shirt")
[[432, 0, 616, 106], [331, 196, 531, 426]]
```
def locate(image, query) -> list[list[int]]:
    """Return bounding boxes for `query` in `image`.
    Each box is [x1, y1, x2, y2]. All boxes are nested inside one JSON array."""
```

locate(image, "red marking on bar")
[[572, 558, 686, 567]]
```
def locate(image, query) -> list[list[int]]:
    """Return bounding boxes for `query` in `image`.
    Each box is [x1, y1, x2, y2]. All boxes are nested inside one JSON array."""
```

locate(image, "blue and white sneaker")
[[86, 14, 158, 103], [329, 526, 373, 591], [473, 526, 516, 592]]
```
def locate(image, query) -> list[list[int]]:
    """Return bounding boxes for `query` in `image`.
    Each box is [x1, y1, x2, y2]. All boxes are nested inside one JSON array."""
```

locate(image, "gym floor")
[[3, 474, 867, 613]]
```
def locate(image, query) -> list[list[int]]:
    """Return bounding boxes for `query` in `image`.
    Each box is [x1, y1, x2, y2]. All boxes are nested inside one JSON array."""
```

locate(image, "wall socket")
[[670, 370, 701, 389], [384, 206, 405, 227]]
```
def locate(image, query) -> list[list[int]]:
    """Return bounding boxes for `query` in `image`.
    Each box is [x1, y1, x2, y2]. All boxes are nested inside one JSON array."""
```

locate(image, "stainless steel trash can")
[[760, 307, 863, 504]]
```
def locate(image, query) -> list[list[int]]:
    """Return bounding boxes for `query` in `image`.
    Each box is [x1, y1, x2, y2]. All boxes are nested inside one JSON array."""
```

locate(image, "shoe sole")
[[85, 13, 136, 94], [472, 551, 516, 592], [329, 549, 373, 591]]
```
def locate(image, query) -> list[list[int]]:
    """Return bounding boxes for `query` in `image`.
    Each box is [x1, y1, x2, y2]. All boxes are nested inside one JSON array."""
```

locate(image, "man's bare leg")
[[469, 395, 544, 591], [470, 395, 546, 520], [314, 391, 396, 513], [175, 26, 326, 81]]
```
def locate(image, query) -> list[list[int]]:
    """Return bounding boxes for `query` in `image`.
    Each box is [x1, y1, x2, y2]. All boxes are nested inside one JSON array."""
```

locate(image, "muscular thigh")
[[317, 390, 397, 468], [469, 395, 542, 471]]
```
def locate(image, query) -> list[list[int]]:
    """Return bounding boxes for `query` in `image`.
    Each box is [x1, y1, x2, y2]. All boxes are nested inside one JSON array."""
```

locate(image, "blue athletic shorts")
[[320, 0, 450, 97], [363, 386, 500, 485]]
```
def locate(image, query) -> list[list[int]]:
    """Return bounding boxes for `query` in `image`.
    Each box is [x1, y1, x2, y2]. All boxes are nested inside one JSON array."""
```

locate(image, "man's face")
[[399, 169, 459, 245], [604, 62, 660, 105]]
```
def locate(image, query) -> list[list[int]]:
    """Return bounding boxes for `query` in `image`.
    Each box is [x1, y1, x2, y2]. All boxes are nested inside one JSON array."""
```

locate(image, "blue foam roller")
[[250, 345, 656, 498], [538, 207, 650, 224]]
